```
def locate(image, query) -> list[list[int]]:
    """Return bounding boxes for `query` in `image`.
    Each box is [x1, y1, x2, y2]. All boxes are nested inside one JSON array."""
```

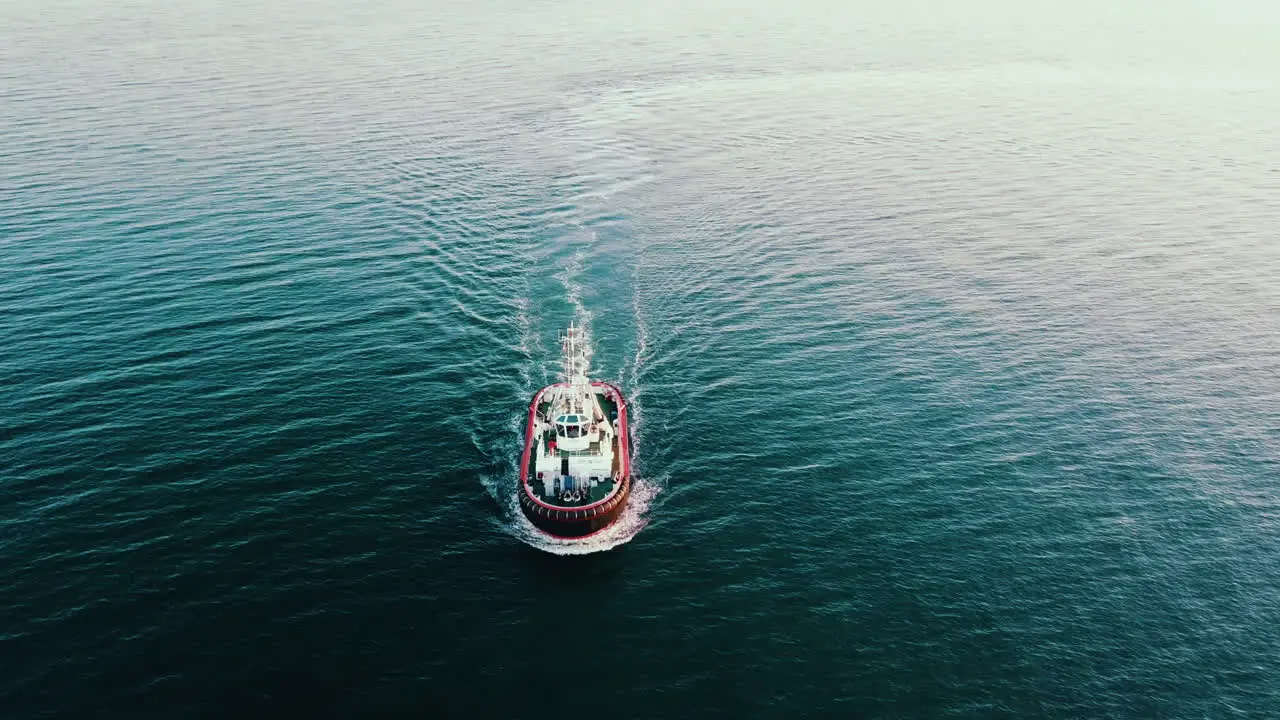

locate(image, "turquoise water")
[[3, 1, 1279, 716]]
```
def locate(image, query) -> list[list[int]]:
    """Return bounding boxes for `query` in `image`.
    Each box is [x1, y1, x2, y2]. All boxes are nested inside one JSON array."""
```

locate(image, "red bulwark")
[[519, 382, 632, 539]]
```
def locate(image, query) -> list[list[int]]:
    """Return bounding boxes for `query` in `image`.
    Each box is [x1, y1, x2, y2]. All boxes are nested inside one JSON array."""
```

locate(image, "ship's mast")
[[559, 323, 589, 416], [562, 322, 588, 387]]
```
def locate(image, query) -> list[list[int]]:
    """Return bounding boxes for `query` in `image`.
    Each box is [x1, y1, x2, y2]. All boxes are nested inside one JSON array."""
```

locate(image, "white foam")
[[623, 293, 649, 452], [504, 476, 661, 555], [552, 240, 596, 372]]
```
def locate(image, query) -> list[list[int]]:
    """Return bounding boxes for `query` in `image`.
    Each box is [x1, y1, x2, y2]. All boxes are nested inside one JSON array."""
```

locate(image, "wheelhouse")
[[555, 414, 584, 439]]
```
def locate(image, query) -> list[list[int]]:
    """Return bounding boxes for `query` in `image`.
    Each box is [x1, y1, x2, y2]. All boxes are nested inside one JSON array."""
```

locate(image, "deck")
[[529, 464, 617, 507], [526, 387, 621, 508]]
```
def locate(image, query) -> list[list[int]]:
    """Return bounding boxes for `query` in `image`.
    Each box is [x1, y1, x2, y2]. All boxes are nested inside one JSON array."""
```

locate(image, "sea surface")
[[3, 1, 1279, 717]]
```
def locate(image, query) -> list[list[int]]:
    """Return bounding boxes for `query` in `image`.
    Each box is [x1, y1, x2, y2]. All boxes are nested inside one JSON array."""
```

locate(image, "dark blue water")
[[4, 1, 1280, 717]]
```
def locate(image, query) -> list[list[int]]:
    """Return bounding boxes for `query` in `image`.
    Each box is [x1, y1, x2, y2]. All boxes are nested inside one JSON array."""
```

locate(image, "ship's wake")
[[492, 267, 660, 554], [487, 114, 662, 552]]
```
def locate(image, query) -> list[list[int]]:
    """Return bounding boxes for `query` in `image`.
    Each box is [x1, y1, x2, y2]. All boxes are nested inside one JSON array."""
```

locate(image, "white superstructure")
[[531, 324, 616, 497]]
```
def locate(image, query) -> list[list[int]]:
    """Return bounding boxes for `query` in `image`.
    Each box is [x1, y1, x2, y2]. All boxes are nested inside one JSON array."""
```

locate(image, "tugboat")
[[519, 324, 631, 539]]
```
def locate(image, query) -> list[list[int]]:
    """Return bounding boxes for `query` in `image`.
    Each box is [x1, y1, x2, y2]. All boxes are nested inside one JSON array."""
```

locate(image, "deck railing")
[[551, 447, 602, 458]]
